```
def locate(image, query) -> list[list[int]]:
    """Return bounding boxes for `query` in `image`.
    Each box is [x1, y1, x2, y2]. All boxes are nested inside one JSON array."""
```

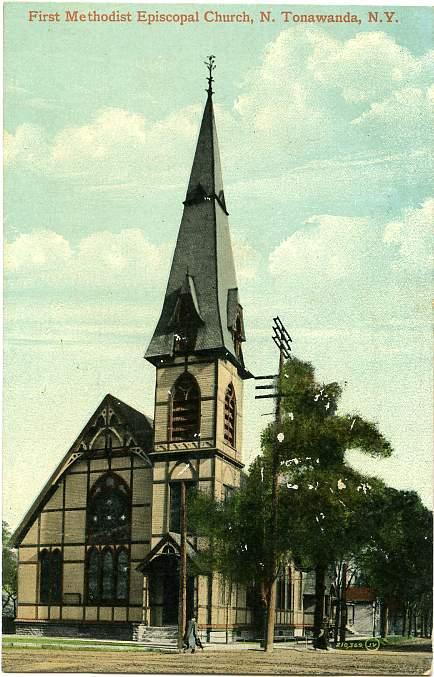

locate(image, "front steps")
[[134, 625, 179, 646]]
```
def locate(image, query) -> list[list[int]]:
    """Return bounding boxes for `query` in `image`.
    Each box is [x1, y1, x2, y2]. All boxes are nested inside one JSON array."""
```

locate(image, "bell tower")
[[146, 57, 250, 465], [143, 59, 252, 631]]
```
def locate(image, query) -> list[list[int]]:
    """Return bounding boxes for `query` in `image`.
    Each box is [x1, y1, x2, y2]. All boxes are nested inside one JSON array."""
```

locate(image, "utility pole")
[[177, 481, 187, 652], [255, 316, 292, 653]]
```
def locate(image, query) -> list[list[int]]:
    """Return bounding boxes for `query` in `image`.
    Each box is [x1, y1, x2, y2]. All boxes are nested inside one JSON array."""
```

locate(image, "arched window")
[[39, 549, 50, 604], [101, 548, 114, 602], [224, 383, 236, 447], [86, 473, 130, 544], [170, 373, 201, 442], [86, 548, 100, 603], [39, 549, 62, 604], [51, 549, 62, 604], [116, 548, 129, 601]]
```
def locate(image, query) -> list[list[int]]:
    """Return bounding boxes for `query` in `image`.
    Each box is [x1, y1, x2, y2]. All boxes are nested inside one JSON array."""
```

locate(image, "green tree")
[[355, 488, 433, 638], [263, 357, 392, 645], [2, 521, 17, 616], [189, 454, 290, 642], [190, 357, 392, 647]]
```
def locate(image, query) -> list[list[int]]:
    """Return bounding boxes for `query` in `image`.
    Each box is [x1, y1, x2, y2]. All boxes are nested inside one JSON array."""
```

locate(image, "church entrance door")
[[148, 554, 195, 626]]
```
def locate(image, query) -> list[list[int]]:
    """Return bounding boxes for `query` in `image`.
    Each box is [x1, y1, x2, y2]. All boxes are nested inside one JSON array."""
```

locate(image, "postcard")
[[3, 3, 432, 674]]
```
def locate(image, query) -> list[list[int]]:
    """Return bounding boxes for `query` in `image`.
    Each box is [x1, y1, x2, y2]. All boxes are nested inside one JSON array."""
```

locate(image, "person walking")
[[183, 616, 203, 653]]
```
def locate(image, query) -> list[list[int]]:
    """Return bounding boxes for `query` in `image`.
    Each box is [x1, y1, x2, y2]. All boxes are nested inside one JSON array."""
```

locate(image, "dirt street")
[[2, 647, 432, 675]]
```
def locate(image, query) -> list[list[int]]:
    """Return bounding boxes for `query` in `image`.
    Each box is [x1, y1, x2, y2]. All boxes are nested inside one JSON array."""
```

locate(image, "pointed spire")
[[184, 57, 226, 213], [145, 64, 249, 377]]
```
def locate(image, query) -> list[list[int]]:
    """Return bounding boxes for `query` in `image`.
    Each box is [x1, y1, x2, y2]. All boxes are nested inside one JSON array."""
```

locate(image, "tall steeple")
[[146, 59, 249, 377]]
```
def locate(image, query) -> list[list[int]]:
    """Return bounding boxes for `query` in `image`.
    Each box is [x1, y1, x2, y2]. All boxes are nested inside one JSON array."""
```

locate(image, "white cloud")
[[307, 31, 429, 104], [5, 230, 72, 271], [5, 29, 431, 189], [5, 228, 171, 289], [383, 198, 433, 270], [270, 200, 433, 284], [4, 124, 49, 168], [269, 214, 372, 281], [351, 86, 433, 148], [4, 105, 202, 188]]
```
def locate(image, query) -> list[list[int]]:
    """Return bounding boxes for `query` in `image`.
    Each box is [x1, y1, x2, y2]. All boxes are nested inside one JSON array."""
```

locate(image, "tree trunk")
[[401, 604, 407, 637], [258, 581, 268, 648], [339, 562, 348, 643], [264, 579, 277, 653], [380, 600, 388, 638], [334, 597, 341, 645], [313, 563, 327, 649], [407, 609, 412, 637]]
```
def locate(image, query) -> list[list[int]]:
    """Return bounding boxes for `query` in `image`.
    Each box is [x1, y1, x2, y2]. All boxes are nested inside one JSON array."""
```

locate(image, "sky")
[[3, 3, 433, 529]]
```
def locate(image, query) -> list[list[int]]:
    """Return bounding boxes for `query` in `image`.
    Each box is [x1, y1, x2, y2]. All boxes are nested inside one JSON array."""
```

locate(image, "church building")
[[10, 66, 307, 642]]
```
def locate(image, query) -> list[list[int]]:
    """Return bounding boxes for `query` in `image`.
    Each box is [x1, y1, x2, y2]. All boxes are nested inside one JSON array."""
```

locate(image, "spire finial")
[[204, 55, 216, 96]]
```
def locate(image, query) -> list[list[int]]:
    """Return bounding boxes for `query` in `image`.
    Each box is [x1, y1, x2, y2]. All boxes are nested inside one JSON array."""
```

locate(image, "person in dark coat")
[[183, 617, 203, 653], [314, 617, 330, 650]]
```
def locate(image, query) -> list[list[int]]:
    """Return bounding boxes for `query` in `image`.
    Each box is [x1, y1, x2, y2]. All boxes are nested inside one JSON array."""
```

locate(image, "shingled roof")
[[145, 89, 250, 377]]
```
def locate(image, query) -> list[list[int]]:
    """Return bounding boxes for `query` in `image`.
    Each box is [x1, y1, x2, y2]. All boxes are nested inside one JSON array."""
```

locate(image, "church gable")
[[11, 394, 153, 547]]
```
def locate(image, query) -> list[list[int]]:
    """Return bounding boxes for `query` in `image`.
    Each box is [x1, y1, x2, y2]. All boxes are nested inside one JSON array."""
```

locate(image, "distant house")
[[346, 586, 378, 636]]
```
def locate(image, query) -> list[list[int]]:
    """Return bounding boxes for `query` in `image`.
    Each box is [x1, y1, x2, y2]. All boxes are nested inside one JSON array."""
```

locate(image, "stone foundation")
[[15, 620, 136, 641]]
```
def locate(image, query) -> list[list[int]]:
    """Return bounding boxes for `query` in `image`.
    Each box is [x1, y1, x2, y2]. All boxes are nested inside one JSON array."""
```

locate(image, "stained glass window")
[[87, 548, 100, 602], [87, 473, 130, 544], [101, 549, 114, 601], [116, 549, 129, 601]]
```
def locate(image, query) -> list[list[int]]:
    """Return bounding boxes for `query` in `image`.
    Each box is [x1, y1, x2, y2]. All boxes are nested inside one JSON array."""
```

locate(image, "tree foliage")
[[2, 521, 17, 616], [189, 454, 288, 592], [263, 357, 392, 642], [190, 356, 396, 644], [355, 487, 433, 636]]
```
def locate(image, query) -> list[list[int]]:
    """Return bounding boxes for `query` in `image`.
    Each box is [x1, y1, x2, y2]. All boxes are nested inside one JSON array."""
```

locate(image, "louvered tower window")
[[170, 373, 201, 442], [224, 383, 236, 447]]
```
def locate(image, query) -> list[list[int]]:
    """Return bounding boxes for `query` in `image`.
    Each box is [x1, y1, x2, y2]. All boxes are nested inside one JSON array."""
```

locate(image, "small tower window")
[[173, 295, 197, 353], [224, 383, 236, 447], [170, 373, 201, 442], [233, 316, 243, 360]]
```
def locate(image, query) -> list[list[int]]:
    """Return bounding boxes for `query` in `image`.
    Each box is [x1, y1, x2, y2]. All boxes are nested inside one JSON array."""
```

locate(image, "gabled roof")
[[10, 394, 153, 547], [145, 90, 250, 378], [136, 532, 197, 572]]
